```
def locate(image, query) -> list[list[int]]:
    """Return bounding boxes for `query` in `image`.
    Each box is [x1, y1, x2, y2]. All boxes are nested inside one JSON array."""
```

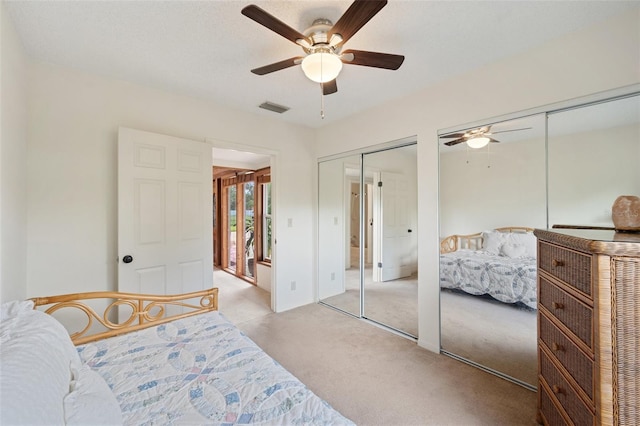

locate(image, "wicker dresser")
[[534, 229, 640, 426]]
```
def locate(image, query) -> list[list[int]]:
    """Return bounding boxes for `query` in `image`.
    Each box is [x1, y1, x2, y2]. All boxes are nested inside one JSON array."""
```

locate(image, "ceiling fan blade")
[[490, 127, 533, 134], [242, 5, 309, 45], [444, 138, 467, 147], [322, 79, 338, 95], [328, 0, 387, 47], [251, 57, 304, 75], [489, 138, 500, 143], [440, 133, 467, 139], [342, 49, 404, 70]]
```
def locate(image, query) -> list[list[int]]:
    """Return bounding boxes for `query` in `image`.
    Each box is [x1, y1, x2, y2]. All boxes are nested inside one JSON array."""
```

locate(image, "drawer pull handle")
[[552, 385, 564, 395], [552, 259, 565, 267], [552, 302, 565, 310], [551, 342, 564, 352]]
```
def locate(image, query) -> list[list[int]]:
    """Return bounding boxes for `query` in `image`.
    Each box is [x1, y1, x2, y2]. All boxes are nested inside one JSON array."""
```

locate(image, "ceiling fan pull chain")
[[320, 83, 325, 119], [320, 56, 326, 119]]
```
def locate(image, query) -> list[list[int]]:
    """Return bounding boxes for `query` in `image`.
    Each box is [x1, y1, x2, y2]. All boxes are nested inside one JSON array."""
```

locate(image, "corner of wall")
[[0, 3, 29, 302]]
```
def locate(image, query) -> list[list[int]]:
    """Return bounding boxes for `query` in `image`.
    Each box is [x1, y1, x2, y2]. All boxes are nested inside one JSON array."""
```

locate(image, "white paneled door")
[[374, 171, 412, 282], [118, 127, 213, 304]]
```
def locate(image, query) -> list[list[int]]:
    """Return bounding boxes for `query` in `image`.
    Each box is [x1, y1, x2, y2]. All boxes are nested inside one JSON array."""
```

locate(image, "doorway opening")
[[212, 148, 272, 290]]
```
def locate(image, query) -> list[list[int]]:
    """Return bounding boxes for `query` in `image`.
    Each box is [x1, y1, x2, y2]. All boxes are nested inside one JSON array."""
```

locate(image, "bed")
[[439, 226, 538, 309], [0, 288, 353, 425]]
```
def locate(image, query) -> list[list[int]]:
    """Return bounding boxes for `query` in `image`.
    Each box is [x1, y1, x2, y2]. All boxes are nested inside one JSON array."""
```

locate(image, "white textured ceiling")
[[5, 0, 637, 129]]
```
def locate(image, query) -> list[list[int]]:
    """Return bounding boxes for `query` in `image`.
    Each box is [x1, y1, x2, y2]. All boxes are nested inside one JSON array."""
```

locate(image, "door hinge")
[[377, 262, 382, 268], [377, 181, 383, 187]]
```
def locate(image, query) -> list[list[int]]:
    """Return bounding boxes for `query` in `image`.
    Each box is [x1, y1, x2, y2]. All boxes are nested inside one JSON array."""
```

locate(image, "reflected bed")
[[439, 227, 537, 309]]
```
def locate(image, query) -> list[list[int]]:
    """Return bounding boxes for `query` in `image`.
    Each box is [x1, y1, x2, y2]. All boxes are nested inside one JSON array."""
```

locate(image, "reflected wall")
[[548, 95, 640, 228], [318, 155, 361, 317]]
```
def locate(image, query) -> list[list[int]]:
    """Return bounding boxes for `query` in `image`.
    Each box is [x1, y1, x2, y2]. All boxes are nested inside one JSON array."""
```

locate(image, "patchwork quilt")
[[77, 311, 353, 425]]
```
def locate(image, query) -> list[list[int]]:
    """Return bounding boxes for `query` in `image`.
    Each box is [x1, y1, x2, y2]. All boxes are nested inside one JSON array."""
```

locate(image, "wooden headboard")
[[31, 287, 218, 345], [440, 226, 534, 254]]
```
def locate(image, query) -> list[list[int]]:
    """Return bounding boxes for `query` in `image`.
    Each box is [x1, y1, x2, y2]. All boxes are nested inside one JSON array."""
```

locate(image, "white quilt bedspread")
[[77, 311, 353, 425], [439, 249, 537, 309]]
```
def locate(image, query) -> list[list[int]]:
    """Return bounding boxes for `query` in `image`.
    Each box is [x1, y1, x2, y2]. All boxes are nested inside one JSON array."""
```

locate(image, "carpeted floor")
[[215, 270, 537, 425]]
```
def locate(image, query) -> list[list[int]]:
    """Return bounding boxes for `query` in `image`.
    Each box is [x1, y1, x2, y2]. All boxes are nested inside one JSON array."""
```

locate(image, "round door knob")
[[123, 255, 133, 264]]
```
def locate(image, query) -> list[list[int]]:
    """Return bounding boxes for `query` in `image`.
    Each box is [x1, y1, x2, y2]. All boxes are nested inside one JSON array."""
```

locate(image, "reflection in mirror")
[[318, 155, 361, 317], [548, 94, 640, 228], [361, 144, 418, 336], [439, 114, 546, 388]]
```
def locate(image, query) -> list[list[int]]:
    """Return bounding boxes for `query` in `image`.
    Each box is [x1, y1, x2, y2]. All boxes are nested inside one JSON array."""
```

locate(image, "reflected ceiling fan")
[[241, 0, 404, 96], [440, 125, 532, 149]]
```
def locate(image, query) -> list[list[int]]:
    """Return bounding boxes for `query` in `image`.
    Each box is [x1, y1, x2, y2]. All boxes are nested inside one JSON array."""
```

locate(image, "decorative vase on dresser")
[[534, 229, 639, 426]]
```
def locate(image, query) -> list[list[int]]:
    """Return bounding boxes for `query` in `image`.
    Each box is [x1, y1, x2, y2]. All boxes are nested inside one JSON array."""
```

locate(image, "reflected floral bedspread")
[[440, 249, 537, 309]]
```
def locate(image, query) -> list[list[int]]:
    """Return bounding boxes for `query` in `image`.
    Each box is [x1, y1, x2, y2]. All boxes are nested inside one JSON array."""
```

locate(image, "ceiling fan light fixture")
[[301, 52, 343, 83], [466, 136, 490, 149]]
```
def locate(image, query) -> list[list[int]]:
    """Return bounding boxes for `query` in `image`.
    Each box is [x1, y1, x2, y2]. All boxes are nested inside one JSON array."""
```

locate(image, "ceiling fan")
[[440, 125, 533, 149], [241, 0, 404, 96]]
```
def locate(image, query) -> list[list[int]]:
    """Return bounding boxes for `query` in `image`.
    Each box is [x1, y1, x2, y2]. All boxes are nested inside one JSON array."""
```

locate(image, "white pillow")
[[507, 232, 537, 258], [0, 306, 81, 425], [500, 242, 526, 258], [481, 231, 508, 255], [64, 363, 123, 425], [0, 299, 35, 320]]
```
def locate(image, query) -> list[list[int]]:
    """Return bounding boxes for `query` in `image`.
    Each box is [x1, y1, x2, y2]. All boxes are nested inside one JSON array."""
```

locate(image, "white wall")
[[25, 62, 316, 312], [0, 4, 28, 302], [256, 263, 271, 293], [315, 9, 640, 352]]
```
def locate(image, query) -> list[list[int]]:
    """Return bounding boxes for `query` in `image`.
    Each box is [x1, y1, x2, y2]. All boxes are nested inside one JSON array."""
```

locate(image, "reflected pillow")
[[481, 231, 507, 255], [507, 232, 537, 258], [501, 242, 526, 258]]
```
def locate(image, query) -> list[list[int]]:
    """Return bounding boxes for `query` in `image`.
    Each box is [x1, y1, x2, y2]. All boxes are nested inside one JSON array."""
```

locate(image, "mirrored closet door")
[[438, 90, 639, 390], [547, 94, 640, 227], [438, 114, 546, 389], [362, 145, 418, 336], [318, 155, 361, 317], [318, 142, 418, 338]]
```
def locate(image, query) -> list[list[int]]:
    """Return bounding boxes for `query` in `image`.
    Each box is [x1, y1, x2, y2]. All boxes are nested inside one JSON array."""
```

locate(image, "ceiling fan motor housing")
[[302, 19, 341, 54]]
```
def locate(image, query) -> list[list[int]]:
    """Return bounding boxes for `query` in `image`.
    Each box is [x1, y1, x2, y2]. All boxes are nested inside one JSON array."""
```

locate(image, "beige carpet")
[[215, 271, 537, 426], [440, 289, 538, 387]]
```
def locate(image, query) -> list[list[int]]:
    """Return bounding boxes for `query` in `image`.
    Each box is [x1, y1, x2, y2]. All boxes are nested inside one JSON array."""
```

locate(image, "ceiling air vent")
[[259, 101, 289, 114]]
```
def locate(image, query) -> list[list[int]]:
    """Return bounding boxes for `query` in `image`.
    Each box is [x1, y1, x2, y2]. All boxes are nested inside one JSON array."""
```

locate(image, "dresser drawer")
[[539, 277, 593, 349], [540, 384, 570, 426], [539, 313, 594, 401], [539, 242, 592, 298], [540, 350, 595, 426]]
